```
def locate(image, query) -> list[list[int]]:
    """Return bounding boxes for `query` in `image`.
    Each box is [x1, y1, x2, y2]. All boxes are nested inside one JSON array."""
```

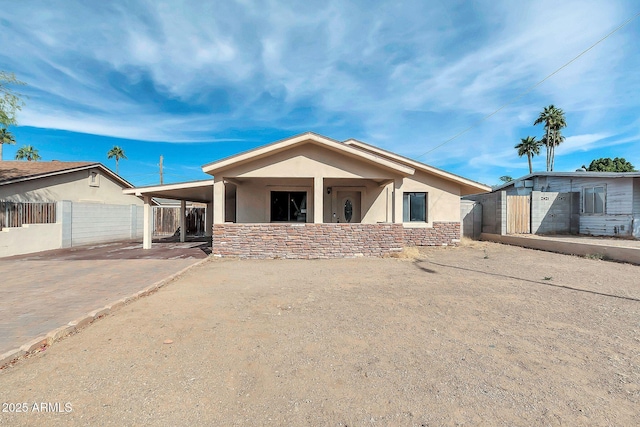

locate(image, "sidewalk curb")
[[0, 256, 210, 370]]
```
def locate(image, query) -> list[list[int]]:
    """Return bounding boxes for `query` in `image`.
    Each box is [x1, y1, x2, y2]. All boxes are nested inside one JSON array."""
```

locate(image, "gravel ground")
[[0, 242, 638, 426]]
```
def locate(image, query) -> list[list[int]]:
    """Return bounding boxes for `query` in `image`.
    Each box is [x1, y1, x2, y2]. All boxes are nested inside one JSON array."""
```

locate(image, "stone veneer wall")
[[212, 222, 460, 259], [403, 222, 461, 247]]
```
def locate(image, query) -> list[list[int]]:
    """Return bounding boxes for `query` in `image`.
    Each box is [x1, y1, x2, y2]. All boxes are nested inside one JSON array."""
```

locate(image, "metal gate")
[[507, 195, 530, 234]]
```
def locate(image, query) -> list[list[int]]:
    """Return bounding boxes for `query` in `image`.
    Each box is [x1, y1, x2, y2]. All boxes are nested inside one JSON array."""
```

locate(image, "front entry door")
[[335, 191, 361, 223]]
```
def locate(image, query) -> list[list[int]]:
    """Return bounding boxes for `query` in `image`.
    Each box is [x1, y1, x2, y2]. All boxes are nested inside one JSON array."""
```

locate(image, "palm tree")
[[515, 136, 542, 174], [533, 105, 566, 171], [15, 145, 41, 161], [0, 127, 16, 161], [107, 146, 127, 174]]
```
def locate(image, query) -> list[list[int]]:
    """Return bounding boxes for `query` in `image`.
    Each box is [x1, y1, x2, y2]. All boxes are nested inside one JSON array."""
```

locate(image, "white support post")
[[180, 200, 186, 243], [143, 196, 153, 249], [313, 176, 323, 223]]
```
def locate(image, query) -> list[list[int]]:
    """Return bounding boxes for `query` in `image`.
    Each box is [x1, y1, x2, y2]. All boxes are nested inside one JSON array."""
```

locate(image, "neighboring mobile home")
[[127, 132, 491, 258], [483, 171, 640, 238]]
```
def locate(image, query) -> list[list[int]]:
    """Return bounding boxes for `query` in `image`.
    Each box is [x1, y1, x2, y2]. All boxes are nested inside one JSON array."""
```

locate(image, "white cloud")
[[0, 0, 638, 183]]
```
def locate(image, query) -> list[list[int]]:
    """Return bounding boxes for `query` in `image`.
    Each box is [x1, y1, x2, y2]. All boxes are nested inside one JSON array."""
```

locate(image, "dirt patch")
[[0, 243, 638, 425]]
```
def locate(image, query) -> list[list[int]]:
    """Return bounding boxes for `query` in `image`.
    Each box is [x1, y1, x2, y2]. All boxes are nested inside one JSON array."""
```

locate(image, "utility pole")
[[159, 155, 164, 185]]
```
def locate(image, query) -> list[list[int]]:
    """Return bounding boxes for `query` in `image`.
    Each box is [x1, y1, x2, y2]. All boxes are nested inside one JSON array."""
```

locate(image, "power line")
[[416, 10, 640, 159]]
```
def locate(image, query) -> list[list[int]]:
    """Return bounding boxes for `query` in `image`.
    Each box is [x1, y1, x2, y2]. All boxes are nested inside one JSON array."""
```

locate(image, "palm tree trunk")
[[0, 144, 3, 161], [550, 132, 556, 171], [545, 128, 551, 171], [116, 159, 119, 175], [527, 153, 532, 174]]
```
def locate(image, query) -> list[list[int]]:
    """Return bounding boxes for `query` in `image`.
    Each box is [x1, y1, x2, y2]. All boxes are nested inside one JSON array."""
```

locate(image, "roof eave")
[[201, 132, 415, 176], [344, 139, 492, 193]]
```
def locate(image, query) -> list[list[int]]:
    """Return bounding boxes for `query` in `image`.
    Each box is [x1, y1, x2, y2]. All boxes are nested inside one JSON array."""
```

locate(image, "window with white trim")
[[583, 186, 605, 214], [403, 192, 427, 222]]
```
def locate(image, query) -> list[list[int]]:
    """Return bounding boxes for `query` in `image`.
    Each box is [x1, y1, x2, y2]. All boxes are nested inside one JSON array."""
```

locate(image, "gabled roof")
[[0, 161, 134, 188], [343, 138, 491, 194], [492, 171, 640, 192], [202, 132, 415, 176]]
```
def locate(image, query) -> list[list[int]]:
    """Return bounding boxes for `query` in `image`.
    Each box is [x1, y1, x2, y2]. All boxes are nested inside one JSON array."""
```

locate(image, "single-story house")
[[0, 161, 145, 257], [126, 132, 490, 258], [469, 171, 640, 238]]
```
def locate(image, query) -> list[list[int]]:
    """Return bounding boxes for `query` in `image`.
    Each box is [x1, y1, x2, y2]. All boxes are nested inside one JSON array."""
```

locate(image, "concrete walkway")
[[0, 239, 209, 357], [481, 233, 640, 265]]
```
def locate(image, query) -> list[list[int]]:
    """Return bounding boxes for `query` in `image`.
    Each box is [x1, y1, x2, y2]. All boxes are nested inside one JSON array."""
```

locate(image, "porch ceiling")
[[123, 179, 214, 203]]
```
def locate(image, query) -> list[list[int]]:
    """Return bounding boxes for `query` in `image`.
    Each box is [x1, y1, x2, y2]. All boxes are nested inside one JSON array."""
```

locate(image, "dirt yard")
[[0, 242, 638, 426]]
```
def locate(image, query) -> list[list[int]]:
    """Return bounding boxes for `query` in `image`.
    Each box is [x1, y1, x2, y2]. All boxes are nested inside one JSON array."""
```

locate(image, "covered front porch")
[[214, 176, 401, 225]]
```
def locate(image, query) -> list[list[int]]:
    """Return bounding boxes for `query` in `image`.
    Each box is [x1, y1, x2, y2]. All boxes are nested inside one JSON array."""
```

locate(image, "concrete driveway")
[[0, 238, 209, 357]]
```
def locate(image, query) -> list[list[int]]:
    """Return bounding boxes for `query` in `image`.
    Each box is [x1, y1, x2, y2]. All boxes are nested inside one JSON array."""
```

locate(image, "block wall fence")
[[212, 222, 460, 259]]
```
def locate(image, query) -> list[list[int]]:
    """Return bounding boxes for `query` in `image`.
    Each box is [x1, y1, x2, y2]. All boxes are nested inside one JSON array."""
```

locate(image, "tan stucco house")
[[127, 132, 490, 258], [1, 161, 144, 257], [0, 161, 142, 205]]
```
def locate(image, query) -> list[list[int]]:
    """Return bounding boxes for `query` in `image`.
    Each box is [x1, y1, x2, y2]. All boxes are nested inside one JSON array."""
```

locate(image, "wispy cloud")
[[0, 0, 638, 183]]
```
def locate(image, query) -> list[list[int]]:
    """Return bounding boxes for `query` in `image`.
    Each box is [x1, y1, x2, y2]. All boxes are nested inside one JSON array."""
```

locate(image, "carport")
[[123, 180, 214, 249]]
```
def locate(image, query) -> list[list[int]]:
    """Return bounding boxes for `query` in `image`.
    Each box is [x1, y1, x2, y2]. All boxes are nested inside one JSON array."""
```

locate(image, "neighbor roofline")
[[492, 171, 640, 192], [201, 132, 415, 176], [0, 162, 135, 189]]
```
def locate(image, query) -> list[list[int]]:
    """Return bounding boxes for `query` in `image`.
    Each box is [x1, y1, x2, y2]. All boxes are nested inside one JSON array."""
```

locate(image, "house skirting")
[[212, 222, 460, 259]]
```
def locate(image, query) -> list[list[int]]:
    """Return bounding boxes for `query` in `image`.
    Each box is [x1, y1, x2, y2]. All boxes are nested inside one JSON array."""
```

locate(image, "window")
[[583, 186, 605, 214], [89, 171, 100, 187], [271, 191, 307, 222], [403, 192, 427, 222]]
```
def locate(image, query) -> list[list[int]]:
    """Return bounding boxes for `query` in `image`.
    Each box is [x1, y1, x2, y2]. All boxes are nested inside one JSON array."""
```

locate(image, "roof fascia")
[[344, 139, 491, 192], [123, 179, 214, 196], [202, 132, 414, 176]]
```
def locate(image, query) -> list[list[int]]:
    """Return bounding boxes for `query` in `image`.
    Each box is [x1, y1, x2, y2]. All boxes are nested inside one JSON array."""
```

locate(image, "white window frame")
[[583, 185, 605, 214]]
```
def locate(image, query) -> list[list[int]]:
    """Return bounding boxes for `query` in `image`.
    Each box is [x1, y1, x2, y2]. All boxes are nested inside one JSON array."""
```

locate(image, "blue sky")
[[1, 0, 639, 186]]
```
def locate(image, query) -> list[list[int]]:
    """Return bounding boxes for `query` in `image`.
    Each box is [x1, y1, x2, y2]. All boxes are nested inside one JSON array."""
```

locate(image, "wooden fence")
[[0, 201, 57, 230], [506, 195, 531, 234], [153, 207, 206, 236]]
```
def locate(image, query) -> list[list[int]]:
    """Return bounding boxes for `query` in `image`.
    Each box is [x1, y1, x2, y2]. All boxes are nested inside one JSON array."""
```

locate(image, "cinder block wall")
[[71, 203, 143, 246], [460, 200, 482, 239], [463, 192, 506, 235], [531, 191, 575, 234], [212, 222, 460, 259]]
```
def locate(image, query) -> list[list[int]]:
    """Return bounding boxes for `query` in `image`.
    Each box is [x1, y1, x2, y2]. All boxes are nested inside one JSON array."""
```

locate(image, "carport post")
[[180, 200, 186, 243], [143, 196, 153, 249], [205, 202, 213, 236]]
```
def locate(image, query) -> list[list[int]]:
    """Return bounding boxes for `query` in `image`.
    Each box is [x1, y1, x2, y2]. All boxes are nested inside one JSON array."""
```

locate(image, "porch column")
[[213, 179, 225, 224], [143, 196, 153, 249], [179, 200, 186, 243], [386, 183, 393, 223], [393, 178, 403, 223], [313, 176, 323, 223], [205, 202, 213, 236]]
